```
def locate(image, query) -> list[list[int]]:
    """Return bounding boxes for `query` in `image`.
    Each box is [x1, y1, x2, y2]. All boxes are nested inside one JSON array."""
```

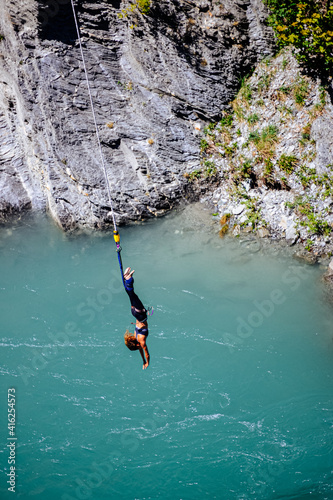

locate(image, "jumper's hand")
[[143, 362, 149, 370], [124, 267, 135, 280]]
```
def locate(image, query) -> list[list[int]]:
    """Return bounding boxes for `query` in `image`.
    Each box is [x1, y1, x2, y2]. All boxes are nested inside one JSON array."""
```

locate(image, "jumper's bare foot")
[[124, 267, 135, 280]]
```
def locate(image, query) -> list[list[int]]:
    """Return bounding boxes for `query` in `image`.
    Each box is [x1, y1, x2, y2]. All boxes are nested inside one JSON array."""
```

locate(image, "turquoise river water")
[[0, 204, 332, 500]]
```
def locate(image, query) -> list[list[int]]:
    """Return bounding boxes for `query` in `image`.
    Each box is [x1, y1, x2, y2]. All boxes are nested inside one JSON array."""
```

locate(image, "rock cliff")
[[200, 48, 333, 258], [0, 0, 274, 229]]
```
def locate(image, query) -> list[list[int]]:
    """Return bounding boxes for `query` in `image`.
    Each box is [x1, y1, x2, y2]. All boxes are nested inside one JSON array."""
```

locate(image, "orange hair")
[[124, 330, 139, 351]]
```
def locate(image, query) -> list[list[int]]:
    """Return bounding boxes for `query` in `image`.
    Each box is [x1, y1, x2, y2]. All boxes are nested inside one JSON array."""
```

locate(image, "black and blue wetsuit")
[[124, 277, 149, 339]]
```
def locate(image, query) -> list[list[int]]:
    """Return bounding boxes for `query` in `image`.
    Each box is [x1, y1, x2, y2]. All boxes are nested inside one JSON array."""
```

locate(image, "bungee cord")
[[70, 0, 118, 233], [70, 0, 125, 285]]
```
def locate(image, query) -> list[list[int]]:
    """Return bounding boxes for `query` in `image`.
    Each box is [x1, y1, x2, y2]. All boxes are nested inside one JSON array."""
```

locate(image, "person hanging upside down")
[[123, 267, 150, 370]]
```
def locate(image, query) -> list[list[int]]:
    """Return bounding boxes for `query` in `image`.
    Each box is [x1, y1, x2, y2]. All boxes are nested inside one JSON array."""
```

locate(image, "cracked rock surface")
[[0, 0, 274, 229]]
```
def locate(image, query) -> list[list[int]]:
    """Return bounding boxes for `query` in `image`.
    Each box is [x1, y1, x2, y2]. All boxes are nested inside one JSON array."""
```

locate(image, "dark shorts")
[[135, 325, 149, 339]]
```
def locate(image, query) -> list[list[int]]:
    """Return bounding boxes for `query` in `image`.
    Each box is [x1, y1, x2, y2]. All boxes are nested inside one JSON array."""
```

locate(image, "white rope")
[[70, 0, 118, 232]]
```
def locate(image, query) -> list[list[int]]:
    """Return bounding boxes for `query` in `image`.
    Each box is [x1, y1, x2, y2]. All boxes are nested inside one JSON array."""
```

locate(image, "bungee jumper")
[[114, 231, 151, 369], [71, 1, 151, 369], [123, 267, 150, 369]]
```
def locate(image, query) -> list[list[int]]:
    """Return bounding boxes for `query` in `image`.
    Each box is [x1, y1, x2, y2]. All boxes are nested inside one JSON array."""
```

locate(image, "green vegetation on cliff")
[[265, 0, 333, 75], [118, 0, 151, 21], [196, 49, 333, 249]]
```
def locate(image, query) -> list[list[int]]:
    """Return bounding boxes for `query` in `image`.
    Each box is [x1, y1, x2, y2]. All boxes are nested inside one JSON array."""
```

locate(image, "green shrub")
[[261, 125, 279, 142], [265, 0, 333, 75], [247, 125, 279, 157], [277, 154, 298, 174], [200, 138, 209, 153], [118, 0, 151, 19], [293, 77, 309, 106], [137, 0, 151, 14], [247, 113, 259, 125], [203, 160, 217, 176], [241, 197, 264, 230], [220, 114, 233, 128], [187, 169, 201, 181], [281, 57, 288, 69], [285, 195, 303, 210], [248, 131, 261, 144], [305, 239, 314, 251], [204, 123, 216, 136], [237, 159, 253, 180], [263, 158, 275, 184], [287, 195, 332, 236], [300, 211, 332, 237], [223, 142, 238, 157], [278, 85, 292, 95]]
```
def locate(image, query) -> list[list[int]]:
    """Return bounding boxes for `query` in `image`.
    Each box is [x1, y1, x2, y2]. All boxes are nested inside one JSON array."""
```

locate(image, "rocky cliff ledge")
[[0, 0, 274, 229], [200, 48, 333, 258]]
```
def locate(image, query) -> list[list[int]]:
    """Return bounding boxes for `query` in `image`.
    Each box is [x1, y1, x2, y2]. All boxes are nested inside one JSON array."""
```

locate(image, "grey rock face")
[[0, 0, 274, 229], [311, 113, 333, 173]]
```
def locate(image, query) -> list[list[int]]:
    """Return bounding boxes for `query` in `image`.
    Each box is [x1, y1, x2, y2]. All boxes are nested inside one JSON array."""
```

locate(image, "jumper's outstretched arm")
[[139, 340, 150, 370], [138, 346, 146, 364], [143, 348, 150, 370]]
